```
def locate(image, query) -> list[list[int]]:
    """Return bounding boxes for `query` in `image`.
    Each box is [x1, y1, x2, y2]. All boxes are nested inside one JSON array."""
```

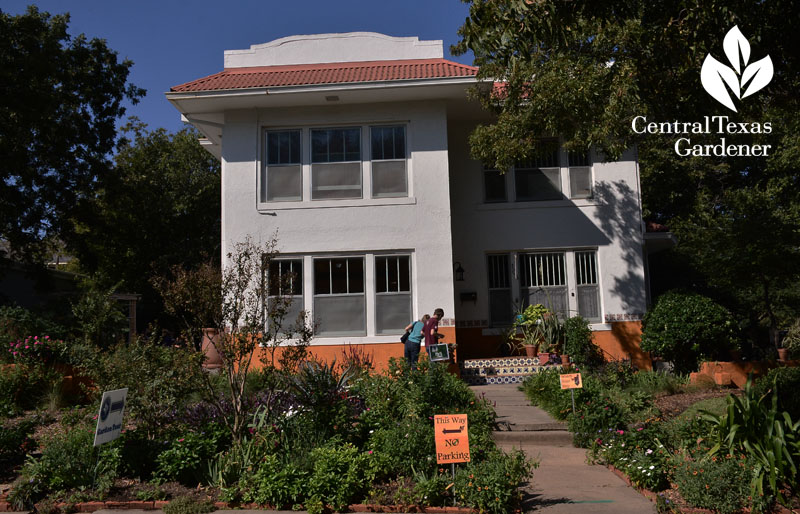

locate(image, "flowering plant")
[[7, 335, 57, 366]]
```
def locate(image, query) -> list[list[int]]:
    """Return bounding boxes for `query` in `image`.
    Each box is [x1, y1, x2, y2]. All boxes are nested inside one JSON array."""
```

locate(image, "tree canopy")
[[455, 0, 800, 345], [0, 6, 144, 263], [72, 122, 221, 326]]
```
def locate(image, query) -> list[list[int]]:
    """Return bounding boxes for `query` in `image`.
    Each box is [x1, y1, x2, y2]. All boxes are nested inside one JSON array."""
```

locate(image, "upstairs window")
[[483, 166, 507, 203], [515, 140, 562, 201], [568, 149, 593, 199], [311, 128, 362, 200], [263, 130, 302, 202], [487, 254, 513, 326], [371, 126, 407, 197]]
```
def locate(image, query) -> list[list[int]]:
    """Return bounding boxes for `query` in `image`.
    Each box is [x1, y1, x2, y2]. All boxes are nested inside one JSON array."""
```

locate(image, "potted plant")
[[506, 304, 557, 357]]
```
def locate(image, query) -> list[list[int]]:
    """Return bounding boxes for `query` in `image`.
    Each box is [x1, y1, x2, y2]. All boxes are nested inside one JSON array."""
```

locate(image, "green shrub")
[[0, 363, 61, 416], [781, 318, 800, 359], [521, 368, 572, 420], [0, 417, 37, 470], [239, 454, 307, 507], [162, 496, 215, 514], [453, 449, 534, 514], [563, 316, 603, 368], [83, 336, 204, 439], [0, 305, 68, 353], [702, 378, 799, 503], [154, 427, 227, 486], [567, 392, 627, 447], [367, 416, 435, 477], [590, 425, 671, 491], [641, 291, 738, 373], [753, 367, 800, 421], [9, 423, 121, 508], [673, 454, 762, 514], [307, 443, 374, 511]]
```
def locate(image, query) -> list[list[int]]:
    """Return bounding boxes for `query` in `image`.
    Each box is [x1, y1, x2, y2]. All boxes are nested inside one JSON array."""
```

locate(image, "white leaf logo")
[[701, 26, 773, 112]]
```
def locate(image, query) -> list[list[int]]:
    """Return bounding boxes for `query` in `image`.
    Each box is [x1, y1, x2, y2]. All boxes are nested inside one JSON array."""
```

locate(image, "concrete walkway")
[[472, 384, 656, 513]]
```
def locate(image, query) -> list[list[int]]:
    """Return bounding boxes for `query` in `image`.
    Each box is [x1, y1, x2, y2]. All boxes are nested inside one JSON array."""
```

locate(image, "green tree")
[[72, 121, 221, 327], [0, 6, 144, 263], [454, 1, 800, 346]]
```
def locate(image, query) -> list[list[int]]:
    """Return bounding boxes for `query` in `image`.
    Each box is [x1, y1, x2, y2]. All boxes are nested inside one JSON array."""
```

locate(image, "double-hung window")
[[267, 259, 303, 332], [263, 130, 302, 202], [483, 166, 507, 203], [515, 140, 562, 201], [313, 257, 366, 336], [575, 250, 600, 321], [311, 128, 362, 199], [375, 255, 411, 334], [519, 252, 569, 316], [568, 149, 593, 199], [371, 126, 407, 197]]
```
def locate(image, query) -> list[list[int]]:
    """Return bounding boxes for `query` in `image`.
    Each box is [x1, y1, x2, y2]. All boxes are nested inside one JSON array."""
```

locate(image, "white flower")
[[646, 449, 653, 455], [649, 465, 654, 470]]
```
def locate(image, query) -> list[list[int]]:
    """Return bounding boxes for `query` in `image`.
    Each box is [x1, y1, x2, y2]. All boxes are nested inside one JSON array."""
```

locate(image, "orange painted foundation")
[[594, 321, 651, 370]]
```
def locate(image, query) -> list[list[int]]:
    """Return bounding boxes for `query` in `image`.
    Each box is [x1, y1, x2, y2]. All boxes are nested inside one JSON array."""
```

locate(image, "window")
[[267, 259, 303, 331], [568, 149, 593, 199], [515, 141, 562, 201], [483, 166, 507, 203], [487, 254, 513, 325], [520, 252, 568, 316], [311, 128, 362, 199], [375, 255, 411, 334], [263, 130, 302, 202], [313, 257, 365, 336], [575, 250, 600, 320], [371, 126, 407, 197]]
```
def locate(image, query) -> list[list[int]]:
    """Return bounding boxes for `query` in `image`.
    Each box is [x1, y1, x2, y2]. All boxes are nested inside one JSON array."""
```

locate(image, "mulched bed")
[[652, 389, 739, 420]]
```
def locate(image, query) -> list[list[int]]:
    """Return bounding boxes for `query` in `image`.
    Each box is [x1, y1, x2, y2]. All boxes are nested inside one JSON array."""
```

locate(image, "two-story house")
[[167, 32, 651, 369]]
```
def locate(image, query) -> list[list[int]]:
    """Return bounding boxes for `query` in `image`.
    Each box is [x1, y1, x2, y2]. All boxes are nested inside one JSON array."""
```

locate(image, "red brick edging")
[[0, 498, 476, 513]]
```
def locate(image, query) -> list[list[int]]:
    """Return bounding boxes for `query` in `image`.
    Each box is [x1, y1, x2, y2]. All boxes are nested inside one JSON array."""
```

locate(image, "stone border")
[[0, 498, 477, 513]]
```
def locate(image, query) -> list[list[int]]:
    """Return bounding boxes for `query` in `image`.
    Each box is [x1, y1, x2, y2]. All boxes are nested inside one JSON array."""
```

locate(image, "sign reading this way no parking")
[[434, 414, 470, 464], [94, 388, 128, 446]]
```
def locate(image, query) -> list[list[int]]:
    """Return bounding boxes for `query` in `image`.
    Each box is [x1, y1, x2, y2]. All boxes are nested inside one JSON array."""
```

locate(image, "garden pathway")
[[472, 384, 656, 513]]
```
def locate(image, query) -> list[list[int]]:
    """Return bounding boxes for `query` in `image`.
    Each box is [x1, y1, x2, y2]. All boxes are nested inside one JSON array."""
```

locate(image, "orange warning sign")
[[560, 373, 583, 389], [434, 414, 471, 464]]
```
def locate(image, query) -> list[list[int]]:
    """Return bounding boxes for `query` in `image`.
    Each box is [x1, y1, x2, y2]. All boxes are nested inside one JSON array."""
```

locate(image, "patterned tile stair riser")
[[460, 356, 564, 385]]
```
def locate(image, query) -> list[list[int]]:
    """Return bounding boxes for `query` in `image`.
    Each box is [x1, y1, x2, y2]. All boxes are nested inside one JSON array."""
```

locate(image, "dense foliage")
[[641, 290, 739, 373], [0, 6, 143, 264], [454, 0, 800, 350]]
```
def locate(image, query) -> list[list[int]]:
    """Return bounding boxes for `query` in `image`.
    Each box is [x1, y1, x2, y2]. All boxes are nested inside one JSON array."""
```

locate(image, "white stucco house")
[[167, 32, 654, 368]]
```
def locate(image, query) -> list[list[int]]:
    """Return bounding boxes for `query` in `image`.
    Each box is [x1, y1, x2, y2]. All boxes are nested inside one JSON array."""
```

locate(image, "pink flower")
[[177, 438, 185, 442], [45, 336, 50, 339], [93, 415, 98, 420], [637, 427, 644, 432], [24, 346, 29, 349], [34, 336, 38, 340], [617, 430, 625, 435], [368, 450, 373, 454]]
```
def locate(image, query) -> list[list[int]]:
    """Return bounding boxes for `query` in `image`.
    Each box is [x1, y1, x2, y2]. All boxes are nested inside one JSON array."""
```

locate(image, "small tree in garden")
[[157, 235, 312, 443], [641, 290, 739, 374]]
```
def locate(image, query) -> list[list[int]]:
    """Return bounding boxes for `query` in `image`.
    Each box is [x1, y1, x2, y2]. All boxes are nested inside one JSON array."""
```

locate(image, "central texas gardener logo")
[[701, 26, 773, 112]]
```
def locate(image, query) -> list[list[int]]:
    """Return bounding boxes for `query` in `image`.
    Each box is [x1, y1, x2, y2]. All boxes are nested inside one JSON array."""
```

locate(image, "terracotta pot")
[[525, 345, 538, 357], [778, 348, 790, 361], [201, 328, 223, 370]]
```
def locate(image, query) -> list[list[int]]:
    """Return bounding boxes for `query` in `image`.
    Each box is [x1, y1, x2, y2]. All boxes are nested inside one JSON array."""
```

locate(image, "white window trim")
[[486, 248, 603, 327], [257, 123, 412, 211], [293, 251, 416, 343]]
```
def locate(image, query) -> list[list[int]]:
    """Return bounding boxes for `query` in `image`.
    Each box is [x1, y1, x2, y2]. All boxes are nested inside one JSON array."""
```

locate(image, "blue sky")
[[3, 1, 474, 133]]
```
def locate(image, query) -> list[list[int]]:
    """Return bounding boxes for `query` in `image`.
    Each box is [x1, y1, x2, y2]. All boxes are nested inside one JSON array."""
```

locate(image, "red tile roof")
[[170, 58, 478, 92]]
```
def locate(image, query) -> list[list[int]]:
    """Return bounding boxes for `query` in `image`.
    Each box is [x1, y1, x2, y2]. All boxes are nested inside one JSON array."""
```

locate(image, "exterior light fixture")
[[454, 262, 465, 282]]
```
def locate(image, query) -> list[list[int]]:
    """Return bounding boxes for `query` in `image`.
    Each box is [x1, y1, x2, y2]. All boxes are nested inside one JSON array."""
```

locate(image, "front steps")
[[460, 356, 563, 385]]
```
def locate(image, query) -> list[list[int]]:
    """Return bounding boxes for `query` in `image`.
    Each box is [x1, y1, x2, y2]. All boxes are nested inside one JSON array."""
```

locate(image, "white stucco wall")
[[447, 122, 647, 327], [221, 101, 456, 344], [224, 33, 443, 68]]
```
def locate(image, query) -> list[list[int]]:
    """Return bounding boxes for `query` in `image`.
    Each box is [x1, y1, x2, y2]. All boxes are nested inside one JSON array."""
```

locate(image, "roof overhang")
[[167, 77, 479, 157]]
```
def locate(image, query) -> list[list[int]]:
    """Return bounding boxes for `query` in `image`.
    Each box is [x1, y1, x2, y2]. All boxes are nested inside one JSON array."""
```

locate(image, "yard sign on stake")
[[435, 414, 470, 505], [94, 388, 128, 446], [559, 373, 582, 414]]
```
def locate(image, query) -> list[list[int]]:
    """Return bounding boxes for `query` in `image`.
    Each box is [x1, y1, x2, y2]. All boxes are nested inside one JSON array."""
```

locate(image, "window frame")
[[312, 255, 367, 337], [568, 149, 594, 199], [370, 125, 408, 198], [262, 129, 303, 202], [374, 254, 412, 335]]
